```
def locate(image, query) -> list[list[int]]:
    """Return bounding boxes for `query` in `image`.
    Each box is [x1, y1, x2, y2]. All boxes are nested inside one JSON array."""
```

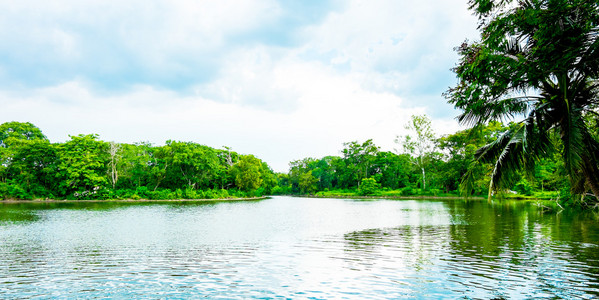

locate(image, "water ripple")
[[0, 197, 598, 299]]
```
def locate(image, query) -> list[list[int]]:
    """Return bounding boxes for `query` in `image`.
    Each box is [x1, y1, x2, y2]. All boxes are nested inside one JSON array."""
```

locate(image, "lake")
[[1, 196, 598, 299]]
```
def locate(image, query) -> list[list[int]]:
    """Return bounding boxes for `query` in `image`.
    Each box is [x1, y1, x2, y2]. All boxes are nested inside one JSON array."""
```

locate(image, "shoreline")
[[0, 197, 269, 204], [296, 194, 487, 200]]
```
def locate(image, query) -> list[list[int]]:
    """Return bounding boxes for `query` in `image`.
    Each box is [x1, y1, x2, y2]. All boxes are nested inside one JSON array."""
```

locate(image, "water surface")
[[1, 196, 598, 299]]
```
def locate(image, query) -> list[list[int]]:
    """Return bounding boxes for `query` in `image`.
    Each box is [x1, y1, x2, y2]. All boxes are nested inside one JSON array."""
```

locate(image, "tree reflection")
[[341, 199, 599, 298]]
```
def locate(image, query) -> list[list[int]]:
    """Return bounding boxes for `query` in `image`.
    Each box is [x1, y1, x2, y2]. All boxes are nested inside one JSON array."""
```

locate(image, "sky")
[[0, 0, 480, 172]]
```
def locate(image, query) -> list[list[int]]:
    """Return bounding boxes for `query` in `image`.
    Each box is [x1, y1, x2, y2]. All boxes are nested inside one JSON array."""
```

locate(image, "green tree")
[[438, 121, 506, 195], [373, 151, 413, 190], [358, 177, 380, 196], [6, 140, 59, 198], [312, 156, 337, 191], [0, 121, 47, 148], [107, 142, 121, 189], [259, 161, 277, 194], [342, 139, 380, 187], [0, 122, 48, 184], [445, 0, 599, 204], [148, 144, 172, 191], [230, 155, 263, 192], [299, 170, 318, 194], [56, 134, 109, 198], [289, 158, 316, 193], [167, 141, 221, 190], [396, 115, 436, 190]]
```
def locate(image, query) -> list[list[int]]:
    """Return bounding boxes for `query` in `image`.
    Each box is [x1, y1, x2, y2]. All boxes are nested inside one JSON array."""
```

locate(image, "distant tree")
[[342, 139, 379, 187], [258, 161, 277, 194], [396, 115, 436, 190], [0, 122, 48, 185], [149, 144, 172, 191], [230, 155, 263, 192], [167, 141, 220, 190], [438, 121, 506, 195], [445, 0, 599, 203], [289, 158, 317, 193], [108, 142, 121, 189], [56, 134, 109, 198], [358, 177, 379, 196], [0, 121, 47, 148], [299, 170, 318, 194], [373, 151, 413, 190], [6, 140, 59, 198]]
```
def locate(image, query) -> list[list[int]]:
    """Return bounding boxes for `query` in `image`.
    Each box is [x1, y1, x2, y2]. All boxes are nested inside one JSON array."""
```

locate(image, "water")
[[0, 196, 598, 299]]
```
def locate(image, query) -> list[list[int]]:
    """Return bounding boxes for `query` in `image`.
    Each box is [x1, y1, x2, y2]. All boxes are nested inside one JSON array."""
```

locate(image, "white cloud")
[[297, 0, 478, 111], [0, 0, 478, 172]]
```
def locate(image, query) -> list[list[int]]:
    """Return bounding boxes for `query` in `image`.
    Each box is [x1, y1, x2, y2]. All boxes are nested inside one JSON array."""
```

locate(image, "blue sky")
[[0, 0, 479, 172]]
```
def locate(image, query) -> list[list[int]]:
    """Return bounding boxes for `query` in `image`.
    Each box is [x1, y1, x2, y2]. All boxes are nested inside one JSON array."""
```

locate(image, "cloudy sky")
[[0, 0, 479, 172]]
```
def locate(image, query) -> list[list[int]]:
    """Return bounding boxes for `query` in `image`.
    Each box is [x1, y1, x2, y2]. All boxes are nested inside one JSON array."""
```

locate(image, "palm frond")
[[471, 124, 525, 196], [559, 107, 586, 182], [457, 95, 533, 126], [471, 107, 556, 197]]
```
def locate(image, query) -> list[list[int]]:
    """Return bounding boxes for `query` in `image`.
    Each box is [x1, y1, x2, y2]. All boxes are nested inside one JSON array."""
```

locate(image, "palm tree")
[[445, 0, 599, 204]]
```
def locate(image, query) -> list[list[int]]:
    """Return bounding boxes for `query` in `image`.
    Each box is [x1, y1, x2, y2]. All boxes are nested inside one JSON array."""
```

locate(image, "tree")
[[108, 142, 121, 189], [299, 170, 318, 194], [0, 122, 48, 184], [373, 151, 413, 190], [258, 161, 277, 194], [445, 0, 599, 204], [230, 155, 263, 192], [148, 144, 172, 191], [6, 140, 59, 198], [289, 158, 317, 193], [167, 141, 220, 190], [358, 177, 379, 196], [0, 121, 47, 148], [438, 121, 506, 195], [342, 139, 379, 187], [56, 134, 109, 198], [396, 115, 436, 190]]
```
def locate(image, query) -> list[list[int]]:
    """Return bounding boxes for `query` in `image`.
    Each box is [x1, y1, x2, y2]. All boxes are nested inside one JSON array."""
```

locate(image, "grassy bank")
[[0, 196, 268, 204]]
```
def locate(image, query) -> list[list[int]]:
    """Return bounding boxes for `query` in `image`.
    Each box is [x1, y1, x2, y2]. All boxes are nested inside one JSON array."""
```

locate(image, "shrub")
[[514, 180, 533, 196], [358, 178, 380, 196]]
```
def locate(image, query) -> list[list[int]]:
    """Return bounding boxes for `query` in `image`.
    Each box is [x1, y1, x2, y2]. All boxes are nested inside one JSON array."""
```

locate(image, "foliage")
[[0, 121, 47, 148], [0, 122, 275, 200], [230, 155, 263, 192], [445, 0, 599, 205], [396, 115, 436, 190], [341, 139, 380, 187], [358, 177, 380, 196], [56, 134, 109, 198], [6, 140, 58, 198], [0, 118, 586, 205]]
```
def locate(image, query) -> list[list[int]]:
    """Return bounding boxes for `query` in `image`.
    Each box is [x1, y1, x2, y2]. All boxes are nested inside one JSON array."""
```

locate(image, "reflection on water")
[[0, 197, 598, 299]]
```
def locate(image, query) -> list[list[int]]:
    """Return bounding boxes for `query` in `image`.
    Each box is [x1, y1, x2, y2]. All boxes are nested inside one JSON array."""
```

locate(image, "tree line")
[[0, 117, 587, 207], [277, 115, 570, 203], [0, 121, 276, 200]]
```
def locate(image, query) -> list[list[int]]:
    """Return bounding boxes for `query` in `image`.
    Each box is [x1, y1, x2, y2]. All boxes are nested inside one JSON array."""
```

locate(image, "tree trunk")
[[108, 142, 120, 190], [586, 177, 599, 204], [421, 167, 426, 190], [582, 156, 599, 204]]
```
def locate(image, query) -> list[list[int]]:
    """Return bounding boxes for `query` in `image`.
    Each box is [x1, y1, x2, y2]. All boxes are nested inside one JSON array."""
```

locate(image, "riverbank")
[[0, 197, 268, 204], [290, 194, 486, 200]]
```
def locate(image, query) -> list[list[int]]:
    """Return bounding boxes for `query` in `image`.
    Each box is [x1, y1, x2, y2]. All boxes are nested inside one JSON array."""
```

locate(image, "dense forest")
[[275, 115, 572, 203], [0, 118, 574, 205], [0, 121, 277, 200]]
